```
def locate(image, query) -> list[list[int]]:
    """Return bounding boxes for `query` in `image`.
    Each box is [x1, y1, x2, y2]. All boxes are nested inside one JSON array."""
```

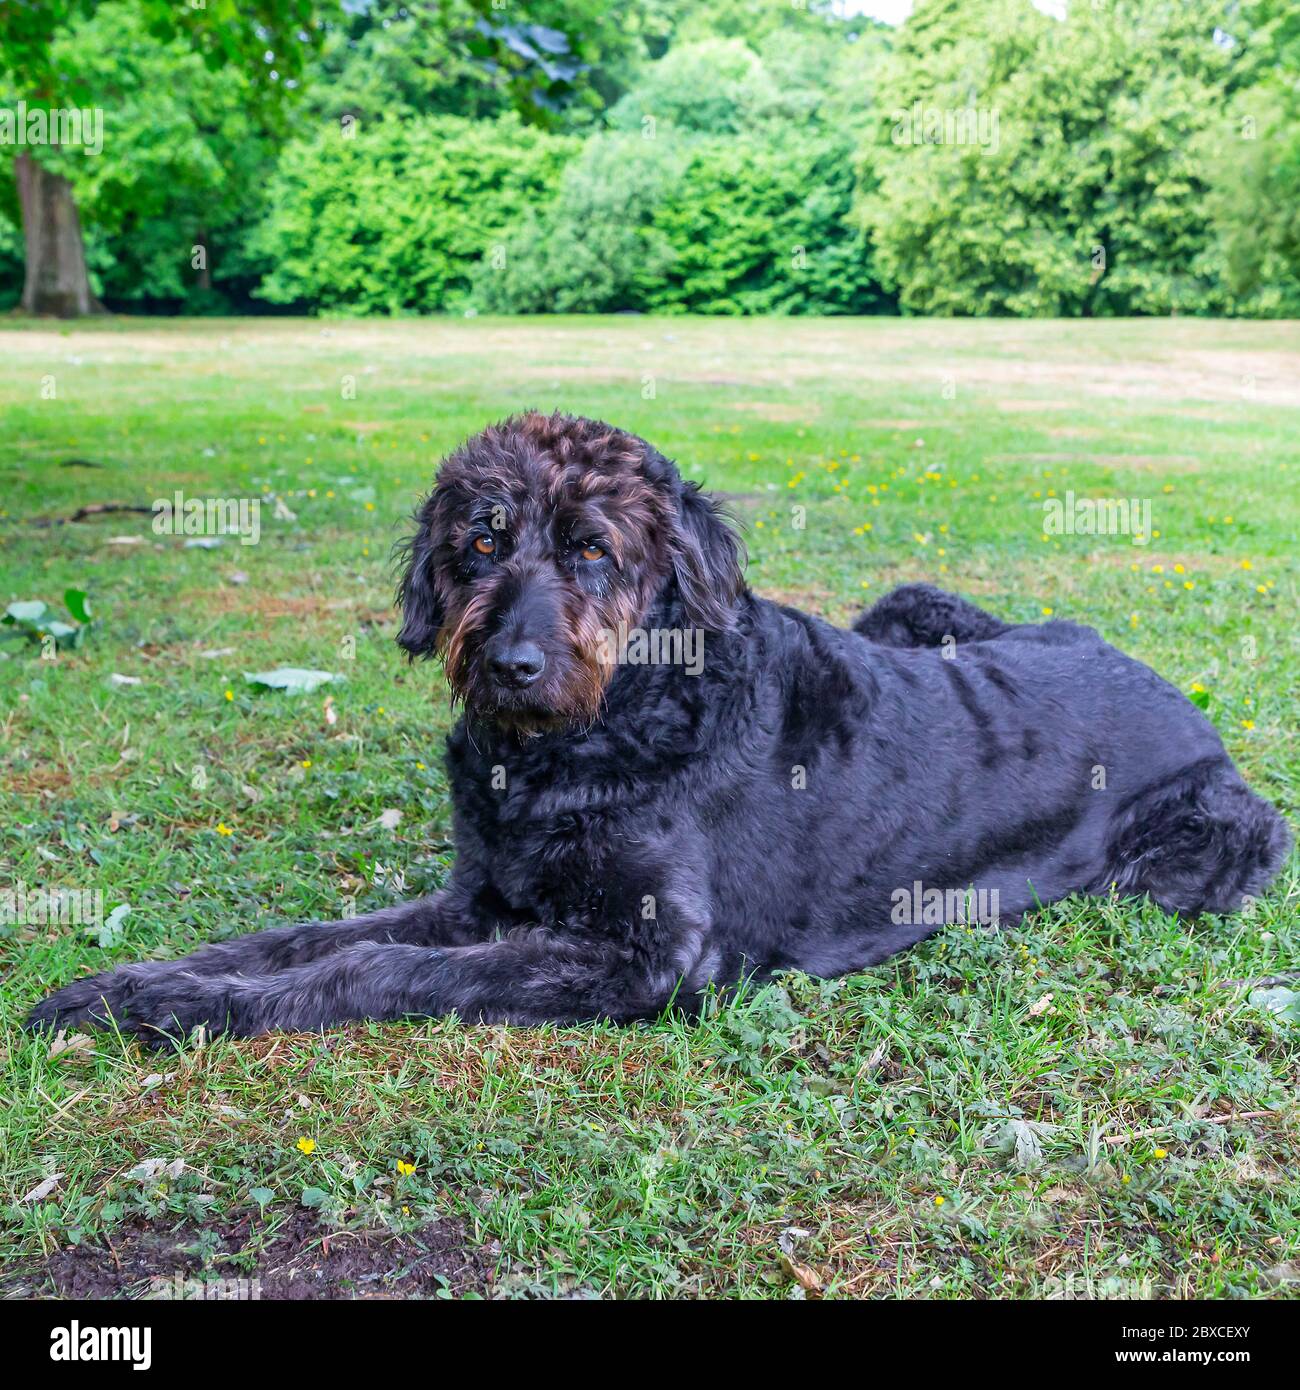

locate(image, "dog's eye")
[[472, 535, 496, 556], [580, 543, 605, 562]]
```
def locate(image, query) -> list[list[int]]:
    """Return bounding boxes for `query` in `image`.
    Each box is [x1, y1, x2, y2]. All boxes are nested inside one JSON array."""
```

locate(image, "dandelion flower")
[[296, 1137, 316, 1155]]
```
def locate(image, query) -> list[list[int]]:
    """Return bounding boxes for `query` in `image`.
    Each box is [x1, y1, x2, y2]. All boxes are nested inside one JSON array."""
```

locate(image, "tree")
[[1199, 0, 1300, 310], [857, 0, 1267, 316], [0, 0, 323, 317]]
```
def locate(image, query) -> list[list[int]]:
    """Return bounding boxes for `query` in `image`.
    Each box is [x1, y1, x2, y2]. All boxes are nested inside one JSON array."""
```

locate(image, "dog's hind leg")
[[26, 891, 490, 1034], [1100, 760, 1292, 916], [853, 582, 1012, 648]]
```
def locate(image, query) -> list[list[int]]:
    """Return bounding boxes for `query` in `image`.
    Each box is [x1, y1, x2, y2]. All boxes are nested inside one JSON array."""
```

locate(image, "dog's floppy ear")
[[671, 481, 745, 631], [395, 511, 445, 659]]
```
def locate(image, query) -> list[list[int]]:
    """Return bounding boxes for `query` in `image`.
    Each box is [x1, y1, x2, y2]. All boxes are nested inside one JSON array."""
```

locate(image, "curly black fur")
[[28, 414, 1292, 1042]]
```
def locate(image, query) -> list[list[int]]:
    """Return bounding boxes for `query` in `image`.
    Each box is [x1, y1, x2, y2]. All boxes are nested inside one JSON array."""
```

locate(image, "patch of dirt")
[[21, 1211, 493, 1301], [179, 588, 393, 626], [727, 402, 818, 422], [753, 583, 846, 618], [6, 766, 74, 794], [985, 452, 1201, 471]]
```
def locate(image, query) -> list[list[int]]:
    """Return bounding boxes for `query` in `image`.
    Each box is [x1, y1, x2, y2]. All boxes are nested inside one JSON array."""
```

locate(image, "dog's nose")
[[488, 641, 546, 688]]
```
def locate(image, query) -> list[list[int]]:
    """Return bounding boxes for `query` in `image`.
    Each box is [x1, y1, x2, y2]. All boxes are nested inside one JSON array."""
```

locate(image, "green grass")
[[0, 316, 1297, 1299]]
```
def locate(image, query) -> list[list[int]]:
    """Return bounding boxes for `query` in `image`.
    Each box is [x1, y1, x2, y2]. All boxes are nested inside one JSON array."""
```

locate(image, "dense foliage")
[[1, 0, 1298, 316]]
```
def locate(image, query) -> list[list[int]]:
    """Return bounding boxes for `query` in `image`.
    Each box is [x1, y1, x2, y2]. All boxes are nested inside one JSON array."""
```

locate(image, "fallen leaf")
[[22, 1173, 64, 1203], [778, 1253, 823, 1292], [379, 808, 402, 831], [48, 1031, 94, 1059], [244, 667, 341, 694], [1029, 992, 1056, 1017], [1250, 986, 1300, 1024]]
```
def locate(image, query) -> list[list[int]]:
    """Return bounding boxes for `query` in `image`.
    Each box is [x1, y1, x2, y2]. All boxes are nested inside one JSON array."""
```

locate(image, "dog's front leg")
[[26, 889, 490, 1034], [109, 933, 673, 1041]]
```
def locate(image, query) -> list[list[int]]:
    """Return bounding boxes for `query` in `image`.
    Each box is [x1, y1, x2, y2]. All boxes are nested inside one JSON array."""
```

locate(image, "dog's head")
[[396, 412, 744, 731]]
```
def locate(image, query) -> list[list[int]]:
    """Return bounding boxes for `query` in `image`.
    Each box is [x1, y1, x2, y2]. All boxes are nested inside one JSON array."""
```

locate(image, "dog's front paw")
[[110, 977, 225, 1042], [26, 968, 141, 1033]]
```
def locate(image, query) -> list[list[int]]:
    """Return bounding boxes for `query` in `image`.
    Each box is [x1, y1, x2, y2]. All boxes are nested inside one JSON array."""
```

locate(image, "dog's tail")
[[853, 583, 1012, 648]]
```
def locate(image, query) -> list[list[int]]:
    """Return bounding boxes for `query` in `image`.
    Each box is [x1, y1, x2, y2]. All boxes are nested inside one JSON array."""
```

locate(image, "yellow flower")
[[1153, 1148, 1168, 1160], [1240, 559, 1253, 570], [1121, 1173, 1131, 1185], [1173, 563, 1185, 574], [396, 1159, 416, 1177], [216, 823, 234, 837], [300, 759, 312, 769], [1241, 720, 1255, 731], [224, 689, 234, 701], [934, 1195, 945, 1206], [1190, 682, 1206, 693], [1041, 607, 1053, 617], [364, 502, 375, 512], [296, 1137, 316, 1155]]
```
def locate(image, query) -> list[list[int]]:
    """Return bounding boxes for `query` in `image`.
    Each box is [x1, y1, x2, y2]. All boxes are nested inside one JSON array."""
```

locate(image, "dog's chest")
[[451, 743, 644, 923]]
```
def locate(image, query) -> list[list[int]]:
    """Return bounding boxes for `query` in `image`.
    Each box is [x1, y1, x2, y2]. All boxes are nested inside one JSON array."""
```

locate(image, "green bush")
[[647, 133, 886, 315], [251, 115, 577, 315], [0, 182, 20, 312], [474, 129, 886, 316], [473, 134, 681, 314]]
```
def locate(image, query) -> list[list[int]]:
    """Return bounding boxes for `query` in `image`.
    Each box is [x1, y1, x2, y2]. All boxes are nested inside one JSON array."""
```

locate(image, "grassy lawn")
[[0, 316, 1297, 1300]]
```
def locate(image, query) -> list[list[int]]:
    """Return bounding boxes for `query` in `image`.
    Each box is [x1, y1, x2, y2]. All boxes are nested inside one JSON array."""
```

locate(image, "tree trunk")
[[15, 151, 102, 318]]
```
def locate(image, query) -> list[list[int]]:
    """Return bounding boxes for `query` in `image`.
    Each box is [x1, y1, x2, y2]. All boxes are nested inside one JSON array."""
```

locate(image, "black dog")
[[29, 413, 1291, 1040]]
